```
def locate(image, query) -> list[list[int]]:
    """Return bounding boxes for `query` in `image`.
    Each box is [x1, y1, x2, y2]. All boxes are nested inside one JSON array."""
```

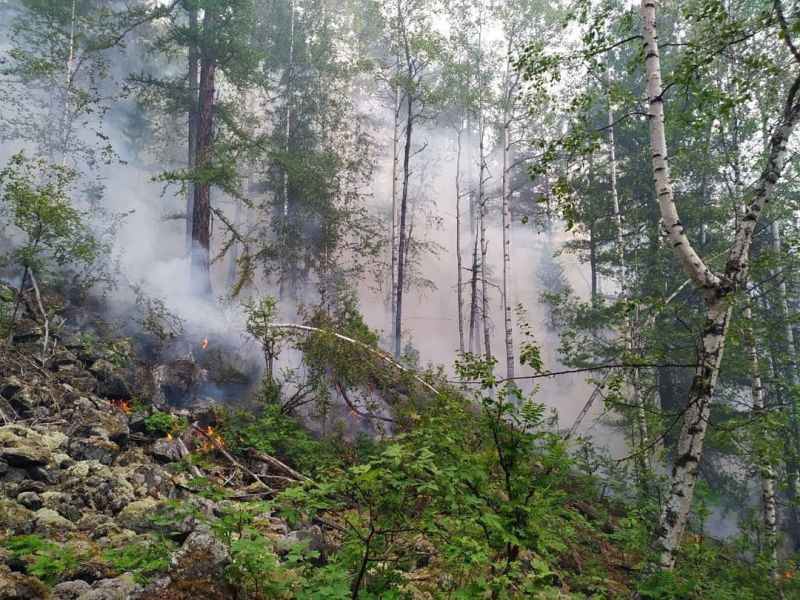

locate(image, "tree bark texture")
[[185, 6, 198, 252]]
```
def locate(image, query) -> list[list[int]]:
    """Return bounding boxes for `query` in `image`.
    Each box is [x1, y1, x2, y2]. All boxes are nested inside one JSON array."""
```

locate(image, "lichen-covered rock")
[[0, 564, 51, 600], [79, 573, 142, 600], [0, 443, 52, 469], [140, 531, 234, 600], [53, 579, 92, 599], [34, 507, 77, 533], [63, 461, 135, 513], [116, 497, 193, 535], [16, 491, 42, 510], [0, 498, 34, 535], [68, 437, 120, 466], [41, 491, 83, 523]]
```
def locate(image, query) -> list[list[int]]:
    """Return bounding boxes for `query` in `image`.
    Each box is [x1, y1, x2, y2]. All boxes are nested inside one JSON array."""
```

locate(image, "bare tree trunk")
[[588, 224, 597, 301], [190, 10, 216, 298], [185, 6, 198, 252], [394, 7, 414, 359], [391, 54, 402, 347], [608, 103, 649, 464], [641, 0, 800, 569], [456, 126, 465, 352], [226, 178, 247, 290], [501, 109, 514, 379], [743, 291, 779, 570], [771, 219, 800, 551], [469, 219, 481, 355], [478, 115, 491, 361], [60, 0, 77, 167]]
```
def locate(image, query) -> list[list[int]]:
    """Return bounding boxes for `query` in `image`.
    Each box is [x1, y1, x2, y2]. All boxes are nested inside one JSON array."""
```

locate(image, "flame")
[[200, 337, 209, 350], [109, 399, 132, 415], [783, 571, 794, 580], [199, 425, 225, 449], [166, 432, 173, 441]]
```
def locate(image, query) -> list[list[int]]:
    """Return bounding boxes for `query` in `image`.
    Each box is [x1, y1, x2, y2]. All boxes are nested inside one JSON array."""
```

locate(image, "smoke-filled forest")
[[0, 0, 799, 597]]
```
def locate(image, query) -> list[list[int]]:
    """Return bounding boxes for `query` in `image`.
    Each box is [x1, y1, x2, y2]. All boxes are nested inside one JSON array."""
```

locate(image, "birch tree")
[[639, 0, 800, 569]]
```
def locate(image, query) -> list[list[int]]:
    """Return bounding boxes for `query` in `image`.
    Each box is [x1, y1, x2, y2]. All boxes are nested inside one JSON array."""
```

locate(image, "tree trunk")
[[185, 6, 198, 252], [190, 10, 216, 298], [771, 219, 800, 551], [391, 54, 401, 348], [478, 114, 491, 361], [469, 219, 481, 355], [588, 224, 597, 301], [501, 110, 514, 379], [455, 126, 465, 352], [608, 103, 649, 464], [394, 16, 414, 359], [743, 291, 779, 570], [641, 0, 800, 569], [60, 0, 77, 167]]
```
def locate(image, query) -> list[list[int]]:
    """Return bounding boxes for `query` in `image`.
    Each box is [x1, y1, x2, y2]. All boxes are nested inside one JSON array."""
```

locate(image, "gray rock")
[[79, 574, 142, 600], [53, 580, 92, 599], [0, 446, 51, 468], [34, 507, 76, 533], [149, 439, 182, 463], [116, 497, 193, 535], [15, 491, 42, 510], [68, 437, 120, 466]]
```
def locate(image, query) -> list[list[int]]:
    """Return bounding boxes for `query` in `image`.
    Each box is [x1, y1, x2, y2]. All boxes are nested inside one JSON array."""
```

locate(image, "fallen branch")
[[175, 437, 202, 478], [564, 379, 608, 441], [267, 323, 439, 396], [246, 447, 311, 482], [192, 425, 276, 494]]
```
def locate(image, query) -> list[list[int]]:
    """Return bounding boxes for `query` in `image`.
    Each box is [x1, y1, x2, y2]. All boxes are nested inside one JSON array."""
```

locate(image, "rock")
[[80, 573, 142, 600], [41, 491, 83, 523], [0, 460, 8, 476], [116, 497, 193, 535], [140, 531, 234, 600], [68, 437, 120, 466], [149, 439, 182, 463], [64, 461, 135, 513], [0, 498, 34, 535], [277, 525, 327, 560], [154, 359, 205, 404], [0, 446, 51, 469], [53, 579, 92, 599], [68, 402, 129, 443], [34, 507, 77, 533], [16, 491, 42, 510], [89, 359, 116, 380], [0, 564, 50, 600], [97, 374, 134, 401]]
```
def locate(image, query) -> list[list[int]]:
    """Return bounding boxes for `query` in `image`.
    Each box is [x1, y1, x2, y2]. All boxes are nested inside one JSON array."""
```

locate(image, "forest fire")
[[196, 425, 225, 450], [165, 432, 173, 441], [200, 337, 209, 350], [109, 399, 132, 415]]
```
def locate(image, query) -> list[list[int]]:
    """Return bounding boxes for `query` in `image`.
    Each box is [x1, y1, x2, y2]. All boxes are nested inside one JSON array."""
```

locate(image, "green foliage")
[[0, 152, 103, 276], [2, 534, 87, 587], [144, 410, 185, 436], [101, 535, 177, 584]]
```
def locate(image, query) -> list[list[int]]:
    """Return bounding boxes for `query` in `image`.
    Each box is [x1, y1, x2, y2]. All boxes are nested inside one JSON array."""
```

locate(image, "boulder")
[[68, 437, 120, 466], [0, 498, 34, 535], [140, 531, 234, 600], [53, 580, 92, 599], [0, 564, 50, 600], [116, 497, 193, 535], [34, 507, 77, 533], [0, 446, 51, 469], [80, 573, 142, 600], [149, 439, 182, 463]]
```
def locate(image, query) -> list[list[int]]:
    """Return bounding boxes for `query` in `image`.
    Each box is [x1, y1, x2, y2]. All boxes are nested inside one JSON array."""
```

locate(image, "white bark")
[[390, 55, 401, 347], [455, 126, 465, 352], [608, 103, 649, 462], [61, 0, 77, 167], [641, 0, 800, 569], [501, 105, 514, 379], [743, 291, 778, 569]]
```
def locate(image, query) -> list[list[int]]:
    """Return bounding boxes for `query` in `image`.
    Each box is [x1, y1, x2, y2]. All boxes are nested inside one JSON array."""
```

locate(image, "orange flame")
[[109, 399, 132, 415], [166, 432, 173, 441], [200, 337, 209, 350], [199, 425, 225, 449]]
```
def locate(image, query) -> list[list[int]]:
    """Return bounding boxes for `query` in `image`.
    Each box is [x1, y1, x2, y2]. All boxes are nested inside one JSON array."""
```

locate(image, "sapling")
[[0, 152, 103, 363]]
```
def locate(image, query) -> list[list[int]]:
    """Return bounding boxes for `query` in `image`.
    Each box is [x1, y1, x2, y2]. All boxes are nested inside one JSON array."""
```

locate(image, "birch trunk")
[[60, 0, 77, 166], [772, 220, 800, 550], [185, 7, 198, 252], [501, 110, 514, 379], [478, 115, 491, 361], [608, 104, 649, 463], [456, 126, 465, 352], [390, 55, 401, 348], [641, 0, 800, 569], [394, 6, 414, 359], [743, 292, 779, 569], [469, 219, 481, 354]]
